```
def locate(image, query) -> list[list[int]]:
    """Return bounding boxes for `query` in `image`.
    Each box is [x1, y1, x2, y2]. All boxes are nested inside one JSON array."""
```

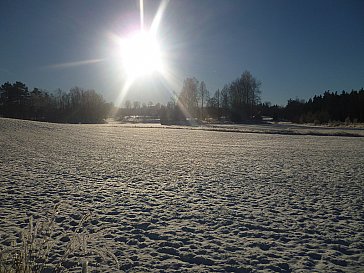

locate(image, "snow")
[[0, 118, 363, 272]]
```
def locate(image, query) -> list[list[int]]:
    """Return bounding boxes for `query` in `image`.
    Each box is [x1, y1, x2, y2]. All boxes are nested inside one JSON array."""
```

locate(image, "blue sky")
[[1, 0, 363, 106]]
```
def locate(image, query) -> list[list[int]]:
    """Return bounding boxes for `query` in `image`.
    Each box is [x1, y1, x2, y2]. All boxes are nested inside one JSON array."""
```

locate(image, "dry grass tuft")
[[0, 202, 119, 273]]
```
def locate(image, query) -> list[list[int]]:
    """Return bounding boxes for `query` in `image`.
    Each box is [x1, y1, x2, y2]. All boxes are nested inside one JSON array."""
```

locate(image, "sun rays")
[[42, 58, 105, 69], [43, 0, 183, 112], [112, 0, 184, 110]]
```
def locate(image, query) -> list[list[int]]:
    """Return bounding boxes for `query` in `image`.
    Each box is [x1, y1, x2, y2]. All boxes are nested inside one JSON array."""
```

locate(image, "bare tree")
[[220, 85, 229, 117], [178, 77, 199, 118], [229, 71, 261, 121], [125, 100, 131, 110], [198, 81, 208, 120]]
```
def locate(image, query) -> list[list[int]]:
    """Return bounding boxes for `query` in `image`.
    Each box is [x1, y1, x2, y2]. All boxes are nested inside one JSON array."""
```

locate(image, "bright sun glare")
[[111, 0, 174, 108], [120, 31, 163, 78]]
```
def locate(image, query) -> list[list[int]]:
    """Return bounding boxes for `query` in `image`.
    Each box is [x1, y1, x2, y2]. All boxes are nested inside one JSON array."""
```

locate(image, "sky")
[[1, 0, 363, 106]]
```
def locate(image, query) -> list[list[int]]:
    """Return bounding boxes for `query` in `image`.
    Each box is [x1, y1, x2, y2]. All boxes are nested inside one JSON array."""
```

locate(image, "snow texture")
[[0, 118, 363, 272]]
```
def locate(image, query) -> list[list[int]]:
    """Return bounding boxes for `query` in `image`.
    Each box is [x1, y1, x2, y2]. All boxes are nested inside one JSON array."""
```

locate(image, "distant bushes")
[[0, 82, 111, 123]]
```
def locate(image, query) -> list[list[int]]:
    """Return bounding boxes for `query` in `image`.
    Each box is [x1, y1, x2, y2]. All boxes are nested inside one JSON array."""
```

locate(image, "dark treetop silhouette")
[[1, 77, 363, 125]]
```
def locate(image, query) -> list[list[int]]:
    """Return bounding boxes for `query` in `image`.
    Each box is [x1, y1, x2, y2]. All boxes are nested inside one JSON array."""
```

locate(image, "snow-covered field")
[[0, 117, 363, 272]]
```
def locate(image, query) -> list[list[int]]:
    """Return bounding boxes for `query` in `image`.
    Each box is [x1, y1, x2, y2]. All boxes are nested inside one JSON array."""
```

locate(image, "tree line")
[[2, 76, 363, 125], [0, 81, 111, 123], [115, 71, 364, 125], [258, 89, 364, 124], [159, 70, 262, 124]]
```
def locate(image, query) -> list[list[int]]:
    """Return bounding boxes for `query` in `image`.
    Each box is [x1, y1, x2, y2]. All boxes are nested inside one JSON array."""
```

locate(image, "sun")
[[111, 0, 172, 108], [119, 31, 164, 78]]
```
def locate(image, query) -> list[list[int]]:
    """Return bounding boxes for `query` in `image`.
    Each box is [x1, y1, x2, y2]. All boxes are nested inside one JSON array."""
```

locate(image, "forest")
[[279, 90, 364, 124], [0, 82, 111, 123], [1, 73, 363, 124]]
